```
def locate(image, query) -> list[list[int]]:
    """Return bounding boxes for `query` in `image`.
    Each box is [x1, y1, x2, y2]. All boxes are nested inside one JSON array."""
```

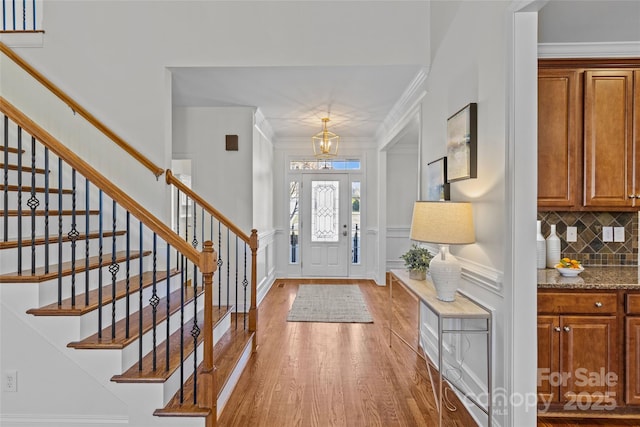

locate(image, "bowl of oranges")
[[555, 258, 584, 277]]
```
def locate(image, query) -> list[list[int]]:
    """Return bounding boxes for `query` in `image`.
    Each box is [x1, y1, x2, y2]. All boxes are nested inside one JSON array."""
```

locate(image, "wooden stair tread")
[[1, 146, 24, 154], [0, 230, 126, 250], [0, 250, 150, 283], [111, 306, 231, 383], [27, 269, 179, 316], [3, 209, 100, 217], [0, 184, 73, 194], [68, 285, 203, 350], [154, 327, 254, 418], [0, 163, 47, 174]]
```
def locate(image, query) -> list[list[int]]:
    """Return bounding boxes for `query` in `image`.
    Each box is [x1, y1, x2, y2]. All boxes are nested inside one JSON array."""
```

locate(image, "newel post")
[[249, 229, 259, 352], [199, 240, 217, 426]]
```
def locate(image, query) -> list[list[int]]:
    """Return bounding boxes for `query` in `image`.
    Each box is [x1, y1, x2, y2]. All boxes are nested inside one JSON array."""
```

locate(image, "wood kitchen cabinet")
[[584, 70, 636, 208], [538, 60, 640, 211], [537, 291, 619, 406], [626, 293, 640, 404], [538, 69, 581, 209]]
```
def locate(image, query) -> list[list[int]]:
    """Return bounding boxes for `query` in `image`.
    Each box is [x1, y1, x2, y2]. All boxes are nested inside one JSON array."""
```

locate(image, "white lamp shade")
[[409, 201, 475, 244]]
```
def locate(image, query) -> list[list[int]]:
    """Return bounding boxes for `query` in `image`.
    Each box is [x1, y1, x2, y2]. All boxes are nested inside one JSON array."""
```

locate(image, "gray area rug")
[[287, 284, 374, 323]]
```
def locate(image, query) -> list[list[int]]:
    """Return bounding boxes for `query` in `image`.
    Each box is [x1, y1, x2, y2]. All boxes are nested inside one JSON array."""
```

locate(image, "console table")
[[388, 269, 492, 427]]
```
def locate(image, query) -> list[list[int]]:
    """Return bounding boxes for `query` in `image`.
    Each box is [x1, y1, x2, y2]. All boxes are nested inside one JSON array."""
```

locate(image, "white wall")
[[386, 146, 419, 271], [419, 2, 528, 426], [539, 0, 640, 43], [172, 106, 254, 232]]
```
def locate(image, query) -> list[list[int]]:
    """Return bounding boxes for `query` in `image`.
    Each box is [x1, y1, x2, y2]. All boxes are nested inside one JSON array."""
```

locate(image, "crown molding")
[[538, 41, 640, 58], [375, 68, 428, 149]]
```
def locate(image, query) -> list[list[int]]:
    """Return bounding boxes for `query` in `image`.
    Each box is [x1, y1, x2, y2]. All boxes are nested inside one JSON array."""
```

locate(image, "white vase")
[[545, 224, 561, 268], [537, 220, 546, 269], [428, 245, 460, 302]]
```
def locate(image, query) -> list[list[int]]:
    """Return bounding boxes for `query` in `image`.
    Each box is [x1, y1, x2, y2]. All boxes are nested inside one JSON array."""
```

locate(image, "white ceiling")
[[170, 64, 424, 140]]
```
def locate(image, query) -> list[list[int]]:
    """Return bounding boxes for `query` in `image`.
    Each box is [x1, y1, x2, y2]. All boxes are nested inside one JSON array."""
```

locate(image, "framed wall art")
[[446, 102, 477, 182], [426, 157, 450, 201]]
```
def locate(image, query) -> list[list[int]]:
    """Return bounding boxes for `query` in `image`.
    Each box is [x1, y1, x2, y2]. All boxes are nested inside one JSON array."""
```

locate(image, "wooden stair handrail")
[[0, 97, 199, 265], [0, 41, 164, 179], [165, 169, 251, 244]]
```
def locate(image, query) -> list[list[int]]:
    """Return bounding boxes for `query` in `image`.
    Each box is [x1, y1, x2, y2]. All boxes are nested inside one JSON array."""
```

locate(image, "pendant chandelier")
[[311, 117, 339, 159]]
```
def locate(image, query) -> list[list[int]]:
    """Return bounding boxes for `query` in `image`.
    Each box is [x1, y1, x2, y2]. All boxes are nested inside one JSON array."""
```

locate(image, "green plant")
[[400, 244, 433, 272]]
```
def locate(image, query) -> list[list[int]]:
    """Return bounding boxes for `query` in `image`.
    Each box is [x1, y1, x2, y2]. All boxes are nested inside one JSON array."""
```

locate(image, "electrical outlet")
[[602, 226, 613, 242], [614, 227, 625, 242], [3, 370, 17, 392], [566, 226, 577, 242]]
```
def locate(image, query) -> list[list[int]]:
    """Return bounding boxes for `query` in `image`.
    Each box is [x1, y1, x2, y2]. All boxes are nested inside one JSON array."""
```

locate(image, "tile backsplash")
[[537, 211, 638, 266]]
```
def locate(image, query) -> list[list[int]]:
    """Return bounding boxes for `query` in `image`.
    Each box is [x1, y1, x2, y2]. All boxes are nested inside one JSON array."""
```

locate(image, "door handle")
[[343, 224, 347, 236]]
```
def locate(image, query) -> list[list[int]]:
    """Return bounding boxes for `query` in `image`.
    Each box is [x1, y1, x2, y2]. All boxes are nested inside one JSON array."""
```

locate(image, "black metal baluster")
[[84, 178, 89, 305], [179, 254, 185, 403], [235, 236, 238, 329], [175, 188, 180, 270], [192, 203, 198, 294], [166, 243, 171, 372], [68, 169, 79, 307], [110, 200, 119, 339], [138, 220, 144, 371], [184, 195, 189, 244], [150, 233, 159, 371], [44, 147, 49, 272], [191, 265, 199, 405], [243, 243, 248, 330], [16, 126, 22, 274], [226, 227, 230, 309], [217, 221, 222, 310], [21, 0, 25, 30], [11, 0, 15, 30], [28, 136, 39, 274], [56, 157, 62, 301], [3, 115, 8, 242], [31, 0, 35, 30], [97, 190, 103, 337], [125, 211, 130, 338]]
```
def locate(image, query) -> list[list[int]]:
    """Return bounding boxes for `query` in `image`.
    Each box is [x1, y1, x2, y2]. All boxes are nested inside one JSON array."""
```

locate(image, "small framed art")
[[426, 157, 450, 201], [446, 102, 477, 182]]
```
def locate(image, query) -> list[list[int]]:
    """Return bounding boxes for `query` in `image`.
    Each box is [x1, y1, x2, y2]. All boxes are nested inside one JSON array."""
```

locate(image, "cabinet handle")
[[563, 326, 571, 332], [594, 301, 603, 308], [630, 194, 637, 199], [554, 327, 561, 332]]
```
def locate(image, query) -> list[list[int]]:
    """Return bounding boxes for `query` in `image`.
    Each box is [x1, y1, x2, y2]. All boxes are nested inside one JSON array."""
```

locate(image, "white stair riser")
[[120, 293, 203, 371], [162, 310, 231, 405]]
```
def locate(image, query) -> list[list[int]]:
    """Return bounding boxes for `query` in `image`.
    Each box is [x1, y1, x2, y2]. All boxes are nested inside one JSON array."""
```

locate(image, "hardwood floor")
[[217, 280, 478, 427]]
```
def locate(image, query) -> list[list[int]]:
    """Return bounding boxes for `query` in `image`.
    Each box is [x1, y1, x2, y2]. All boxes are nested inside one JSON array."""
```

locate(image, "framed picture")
[[426, 157, 450, 201], [446, 102, 477, 182]]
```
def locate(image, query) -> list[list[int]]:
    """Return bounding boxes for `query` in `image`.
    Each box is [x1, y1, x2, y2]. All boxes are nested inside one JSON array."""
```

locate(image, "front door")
[[301, 173, 349, 277]]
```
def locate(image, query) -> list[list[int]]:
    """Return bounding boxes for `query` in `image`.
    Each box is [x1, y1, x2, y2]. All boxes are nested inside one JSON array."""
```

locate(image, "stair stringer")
[[0, 280, 231, 427]]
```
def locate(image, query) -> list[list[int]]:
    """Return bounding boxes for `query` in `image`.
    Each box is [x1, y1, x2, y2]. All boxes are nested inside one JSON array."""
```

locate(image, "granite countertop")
[[538, 266, 640, 290]]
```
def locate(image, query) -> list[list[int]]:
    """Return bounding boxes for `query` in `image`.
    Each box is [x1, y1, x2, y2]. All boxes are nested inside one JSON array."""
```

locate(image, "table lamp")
[[409, 201, 475, 301]]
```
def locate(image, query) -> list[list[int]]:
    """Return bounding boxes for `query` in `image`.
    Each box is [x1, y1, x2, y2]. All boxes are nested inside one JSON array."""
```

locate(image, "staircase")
[[0, 43, 257, 427]]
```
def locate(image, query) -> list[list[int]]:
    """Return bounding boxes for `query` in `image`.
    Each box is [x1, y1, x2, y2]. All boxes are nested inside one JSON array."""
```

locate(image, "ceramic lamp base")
[[429, 245, 460, 302]]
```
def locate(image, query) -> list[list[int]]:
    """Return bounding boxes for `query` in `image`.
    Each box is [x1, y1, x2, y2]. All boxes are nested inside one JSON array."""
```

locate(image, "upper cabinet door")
[[584, 70, 635, 208], [538, 69, 581, 209]]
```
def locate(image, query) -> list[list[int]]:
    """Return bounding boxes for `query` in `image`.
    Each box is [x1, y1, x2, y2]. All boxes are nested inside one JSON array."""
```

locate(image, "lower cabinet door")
[[626, 317, 640, 404], [560, 315, 619, 407], [538, 315, 560, 403]]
